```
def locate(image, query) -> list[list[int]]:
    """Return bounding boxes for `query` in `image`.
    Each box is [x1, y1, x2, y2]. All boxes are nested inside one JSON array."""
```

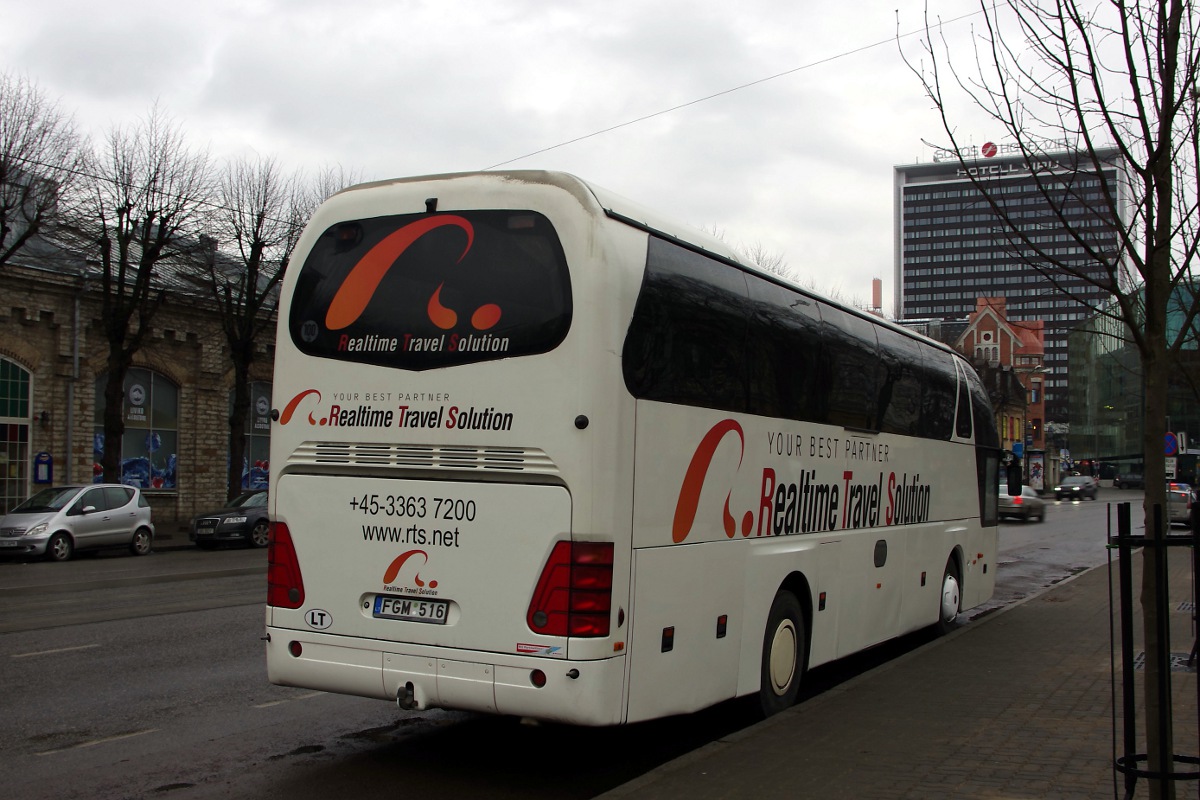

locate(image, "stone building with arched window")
[[0, 249, 274, 541]]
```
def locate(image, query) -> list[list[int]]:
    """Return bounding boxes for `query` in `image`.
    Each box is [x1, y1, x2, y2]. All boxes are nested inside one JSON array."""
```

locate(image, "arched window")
[[93, 368, 179, 489], [230, 381, 271, 489], [0, 357, 31, 512]]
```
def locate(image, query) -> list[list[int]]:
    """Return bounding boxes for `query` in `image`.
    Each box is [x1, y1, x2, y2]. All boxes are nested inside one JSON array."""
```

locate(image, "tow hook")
[[397, 682, 417, 711]]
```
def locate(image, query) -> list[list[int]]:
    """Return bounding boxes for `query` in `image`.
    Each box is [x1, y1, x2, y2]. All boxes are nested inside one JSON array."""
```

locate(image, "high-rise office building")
[[894, 145, 1122, 424]]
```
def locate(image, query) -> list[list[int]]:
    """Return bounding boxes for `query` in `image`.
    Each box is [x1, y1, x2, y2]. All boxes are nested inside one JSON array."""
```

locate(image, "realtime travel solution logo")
[[278, 389, 516, 432], [671, 419, 934, 544]]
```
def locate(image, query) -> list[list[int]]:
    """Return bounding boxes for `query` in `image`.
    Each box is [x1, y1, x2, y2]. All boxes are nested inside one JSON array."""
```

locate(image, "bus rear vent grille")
[[292, 442, 559, 474]]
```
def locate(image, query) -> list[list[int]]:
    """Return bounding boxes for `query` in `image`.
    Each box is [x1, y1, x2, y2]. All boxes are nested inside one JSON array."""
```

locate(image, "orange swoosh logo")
[[326, 216, 474, 331], [672, 420, 744, 543], [383, 549, 429, 585], [279, 389, 321, 425]]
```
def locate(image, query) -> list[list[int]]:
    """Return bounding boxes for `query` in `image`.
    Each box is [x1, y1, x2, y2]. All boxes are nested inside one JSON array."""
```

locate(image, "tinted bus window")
[[968, 370, 1000, 448], [288, 211, 571, 370], [744, 276, 824, 422], [623, 237, 750, 411], [817, 303, 882, 431], [918, 349, 958, 440], [955, 361, 974, 439], [876, 327, 925, 437]]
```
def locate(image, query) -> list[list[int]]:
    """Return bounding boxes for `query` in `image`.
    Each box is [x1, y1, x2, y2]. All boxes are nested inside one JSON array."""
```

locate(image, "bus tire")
[[936, 560, 961, 636], [759, 590, 805, 717]]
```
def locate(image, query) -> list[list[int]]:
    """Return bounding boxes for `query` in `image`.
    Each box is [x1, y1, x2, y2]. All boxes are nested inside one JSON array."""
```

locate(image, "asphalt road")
[[0, 490, 1146, 799], [977, 486, 1144, 616], [0, 545, 764, 799]]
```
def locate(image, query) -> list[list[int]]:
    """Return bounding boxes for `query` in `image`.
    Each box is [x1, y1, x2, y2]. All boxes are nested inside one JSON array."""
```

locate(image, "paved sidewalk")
[[601, 548, 1200, 799]]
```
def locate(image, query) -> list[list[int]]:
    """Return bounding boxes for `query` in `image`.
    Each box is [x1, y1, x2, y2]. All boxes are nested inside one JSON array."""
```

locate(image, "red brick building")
[[955, 297, 1048, 454]]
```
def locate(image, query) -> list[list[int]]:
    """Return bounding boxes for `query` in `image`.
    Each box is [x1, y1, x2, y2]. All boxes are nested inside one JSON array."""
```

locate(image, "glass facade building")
[[1069, 285, 1200, 479]]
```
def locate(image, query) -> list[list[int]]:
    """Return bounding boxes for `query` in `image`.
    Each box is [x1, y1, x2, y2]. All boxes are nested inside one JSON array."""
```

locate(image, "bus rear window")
[[288, 210, 572, 370]]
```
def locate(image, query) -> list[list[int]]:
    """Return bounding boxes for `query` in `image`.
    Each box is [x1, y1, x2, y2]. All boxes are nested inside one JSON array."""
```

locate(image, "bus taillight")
[[267, 521, 306, 609], [527, 541, 614, 638]]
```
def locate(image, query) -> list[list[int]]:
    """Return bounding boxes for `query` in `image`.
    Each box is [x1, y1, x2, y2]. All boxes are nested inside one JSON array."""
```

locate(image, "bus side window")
[[954, 360, 973, 440], [744, 277, 823, 423], [978, 449, 1000, 526], [875, 327, 925, 437], [623, 237, 750, 412], [817, 303, 882, 432]]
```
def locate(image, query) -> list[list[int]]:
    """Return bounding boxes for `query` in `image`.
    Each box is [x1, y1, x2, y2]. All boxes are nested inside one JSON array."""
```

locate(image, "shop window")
[[0, 357, 31, 512], [231, 381, 271, 489], [93, 369, 179, 489]]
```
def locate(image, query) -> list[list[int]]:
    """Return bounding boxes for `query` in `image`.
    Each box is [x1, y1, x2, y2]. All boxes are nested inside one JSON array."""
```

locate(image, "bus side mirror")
[[1006, 462, 1022, 497], [998, 450, 1022, 496]]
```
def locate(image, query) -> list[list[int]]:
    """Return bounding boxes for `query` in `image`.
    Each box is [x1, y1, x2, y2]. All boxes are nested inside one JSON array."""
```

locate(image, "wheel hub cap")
[[769, 620, 797, 695], [941, 574, 960, 623]]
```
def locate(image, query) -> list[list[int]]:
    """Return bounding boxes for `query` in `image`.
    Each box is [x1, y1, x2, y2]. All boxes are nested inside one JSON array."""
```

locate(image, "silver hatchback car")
[[0, 484, 155, 561]]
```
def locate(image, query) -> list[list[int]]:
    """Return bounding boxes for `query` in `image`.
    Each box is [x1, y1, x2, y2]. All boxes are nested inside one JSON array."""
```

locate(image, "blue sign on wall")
[[33, 451, 52, 484]]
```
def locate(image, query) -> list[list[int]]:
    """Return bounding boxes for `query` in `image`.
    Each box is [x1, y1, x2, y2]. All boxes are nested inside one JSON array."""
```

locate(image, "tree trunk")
[[100, 348, 131, 484], [1140, 272, 1175, 798], [226, 346, 253, 500]]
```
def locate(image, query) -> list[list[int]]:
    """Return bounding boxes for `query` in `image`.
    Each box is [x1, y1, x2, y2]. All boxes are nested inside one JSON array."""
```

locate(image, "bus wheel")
[[759, 590, 805, 717], [936, 561, 961, 635]]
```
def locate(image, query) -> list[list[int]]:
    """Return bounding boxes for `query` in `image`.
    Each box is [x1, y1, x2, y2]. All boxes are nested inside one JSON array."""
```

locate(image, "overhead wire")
[[5, 7, 984, 220], [482, 8, 985, 170]]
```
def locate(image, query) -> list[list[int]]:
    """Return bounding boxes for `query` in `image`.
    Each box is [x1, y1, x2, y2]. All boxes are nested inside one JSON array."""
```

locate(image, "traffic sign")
[[1166, 432, 1179, 456]]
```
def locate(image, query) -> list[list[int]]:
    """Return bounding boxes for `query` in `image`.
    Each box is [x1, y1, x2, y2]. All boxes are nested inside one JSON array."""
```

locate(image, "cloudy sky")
[[1, 0, 997, 313]]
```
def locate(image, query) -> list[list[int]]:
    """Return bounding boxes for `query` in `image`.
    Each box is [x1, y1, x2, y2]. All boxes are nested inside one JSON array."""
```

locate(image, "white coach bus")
[[265, 171, 1000, 725]]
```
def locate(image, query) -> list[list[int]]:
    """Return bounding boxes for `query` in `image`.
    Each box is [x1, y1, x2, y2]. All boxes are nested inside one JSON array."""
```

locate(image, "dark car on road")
[[1113, 473, 1144, 489], [1054, 475, 1098, 500], [189, 490, 269, 549]]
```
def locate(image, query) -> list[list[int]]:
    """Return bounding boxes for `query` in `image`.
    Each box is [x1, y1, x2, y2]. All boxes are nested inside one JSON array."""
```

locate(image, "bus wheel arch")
[[757, 574, 811, 718]]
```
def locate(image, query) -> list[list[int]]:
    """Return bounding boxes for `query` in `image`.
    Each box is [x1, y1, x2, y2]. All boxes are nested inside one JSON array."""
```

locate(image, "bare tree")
[[74, 105, 213, 485], [296, 164, 364, 218], [905, 1, 1199, 793], [704, 226, 874, 308], [205, 155, 309, 499], [0, 70, 85, 267], [740, 240, 795, 280]]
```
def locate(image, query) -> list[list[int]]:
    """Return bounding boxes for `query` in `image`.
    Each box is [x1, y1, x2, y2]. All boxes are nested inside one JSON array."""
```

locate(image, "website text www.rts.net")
[[361, 525, 461, 547]]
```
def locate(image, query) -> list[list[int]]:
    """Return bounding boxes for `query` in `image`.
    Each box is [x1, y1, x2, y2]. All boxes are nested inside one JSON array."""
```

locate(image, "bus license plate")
[[372, 594, 449, 624]]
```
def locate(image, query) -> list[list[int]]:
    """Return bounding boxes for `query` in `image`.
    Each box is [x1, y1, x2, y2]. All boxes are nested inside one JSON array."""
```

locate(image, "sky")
[[0, 0, 998, 314]]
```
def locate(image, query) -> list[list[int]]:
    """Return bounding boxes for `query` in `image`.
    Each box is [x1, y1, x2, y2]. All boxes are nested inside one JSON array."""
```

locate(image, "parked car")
[[189, 490, 269, 549], [999, 486, 1047, 522], [0, 484, 154, 561], [1055, 475, 1098, 500], [1113, 473, 1145, 489], [1167, 483, 1192, 526]]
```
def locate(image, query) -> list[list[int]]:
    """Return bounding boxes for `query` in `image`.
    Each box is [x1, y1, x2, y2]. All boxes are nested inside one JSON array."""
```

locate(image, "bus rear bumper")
[[266, 626, 627, 725]]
